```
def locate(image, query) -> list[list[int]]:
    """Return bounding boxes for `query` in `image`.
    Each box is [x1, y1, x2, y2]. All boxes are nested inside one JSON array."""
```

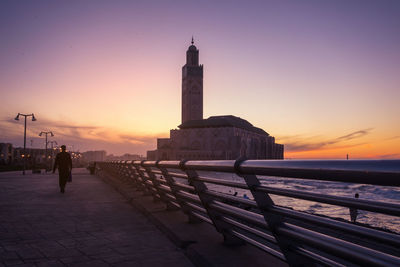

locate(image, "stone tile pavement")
[[0, 169, 193, 266]]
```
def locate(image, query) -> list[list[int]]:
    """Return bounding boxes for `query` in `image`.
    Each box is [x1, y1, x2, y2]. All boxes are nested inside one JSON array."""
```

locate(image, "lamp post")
[[48, 141, 58, 170], [14, 113, 37, 175], [39, 131, 54, 172]]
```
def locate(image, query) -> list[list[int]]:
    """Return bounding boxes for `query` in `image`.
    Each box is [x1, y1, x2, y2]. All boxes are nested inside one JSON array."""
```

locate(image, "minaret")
[[182, 37, 203, 124]]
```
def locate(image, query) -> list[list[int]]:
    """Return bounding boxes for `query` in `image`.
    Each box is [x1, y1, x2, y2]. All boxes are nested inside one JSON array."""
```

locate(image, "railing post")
[[120, 161, 129, 183], [158, 165, 199, 219], [143, 162, 169, 204], [237, 161, 313, 265], [133, 161, 154, 196], [127, 162, 141, 189], [183, 163, 245, 245], [122, 162, 132, 184], [108, 161, 116, 176], [116, 161, 122, 177]]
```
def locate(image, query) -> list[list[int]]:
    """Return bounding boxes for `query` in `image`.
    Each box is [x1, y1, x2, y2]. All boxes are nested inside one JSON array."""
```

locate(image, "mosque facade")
[[147, 40, 283, 160]]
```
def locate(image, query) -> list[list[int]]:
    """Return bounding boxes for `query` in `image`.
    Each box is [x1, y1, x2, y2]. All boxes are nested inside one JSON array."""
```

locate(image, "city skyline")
[[1, 1, 399, 159]]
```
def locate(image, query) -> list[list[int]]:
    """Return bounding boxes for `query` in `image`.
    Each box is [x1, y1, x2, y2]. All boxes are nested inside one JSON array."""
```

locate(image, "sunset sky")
[[1, 0, 399, 159]]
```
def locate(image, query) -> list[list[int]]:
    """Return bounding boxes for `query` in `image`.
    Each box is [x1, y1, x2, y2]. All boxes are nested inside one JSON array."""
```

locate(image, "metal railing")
[[95, 159, 400, 266]]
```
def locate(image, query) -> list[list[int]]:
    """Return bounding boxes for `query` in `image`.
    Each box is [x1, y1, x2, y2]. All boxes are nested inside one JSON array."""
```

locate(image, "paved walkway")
[[0, 169, 193, 267]]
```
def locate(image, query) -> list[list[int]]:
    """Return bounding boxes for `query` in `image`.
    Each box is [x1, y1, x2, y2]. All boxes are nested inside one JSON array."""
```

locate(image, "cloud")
[[336, 128, 373, 141], [283, 128, 373, 152], [118, 134, 156, 145], [385, 135, 400, 141], [377, 153, 400, 159]]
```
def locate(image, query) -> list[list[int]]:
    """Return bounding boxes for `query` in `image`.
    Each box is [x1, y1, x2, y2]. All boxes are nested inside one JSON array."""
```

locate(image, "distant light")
[[14, 114, 20, 121], [32, 114, 37, 121]]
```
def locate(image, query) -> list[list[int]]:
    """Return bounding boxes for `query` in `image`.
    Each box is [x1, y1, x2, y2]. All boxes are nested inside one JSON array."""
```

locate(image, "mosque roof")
[[178, 115, 269, 136]]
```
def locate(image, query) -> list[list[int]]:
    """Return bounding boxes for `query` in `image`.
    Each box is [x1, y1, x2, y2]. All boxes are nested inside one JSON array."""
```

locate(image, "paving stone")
[[77, 246, 113, 256], [18, 232, 42, 241], [0, 251, 19, 260], [40, 248, 82, 258], [80, 238, 112, 248], [101, 253, 140, 264], [10, 263, 36, 267], [56, 238, 80, 248], [2, 259, 24, 266], [30, 241, 64, 251], [16, 248, 44, 260], [36, 260, 64, 267], [140, 258, 193, 267], [0, 233, 20, 241], [2, 244, 31, 252], [60, 255, 91, 264], [68, 260, 109, 267]]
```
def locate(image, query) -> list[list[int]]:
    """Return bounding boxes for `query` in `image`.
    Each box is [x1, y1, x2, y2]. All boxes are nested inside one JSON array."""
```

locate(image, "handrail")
[[95, 159, 400, 266]]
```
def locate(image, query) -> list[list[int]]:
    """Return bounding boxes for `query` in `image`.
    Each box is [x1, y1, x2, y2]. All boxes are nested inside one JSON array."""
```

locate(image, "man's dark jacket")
[[53, 151, 72, 173]]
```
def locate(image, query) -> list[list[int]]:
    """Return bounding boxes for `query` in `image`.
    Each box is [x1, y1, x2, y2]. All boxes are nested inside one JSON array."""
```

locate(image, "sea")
[[200, 160, 400, 234]]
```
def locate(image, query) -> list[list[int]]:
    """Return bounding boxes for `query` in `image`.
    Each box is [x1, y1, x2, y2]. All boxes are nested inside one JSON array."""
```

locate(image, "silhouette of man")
[[52, 145, 72, 193]]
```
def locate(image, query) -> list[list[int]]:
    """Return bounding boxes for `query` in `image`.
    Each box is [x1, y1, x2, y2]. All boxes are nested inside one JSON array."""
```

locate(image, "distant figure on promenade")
[[53, 145, 72, 193], [350, 193, 359, 223]]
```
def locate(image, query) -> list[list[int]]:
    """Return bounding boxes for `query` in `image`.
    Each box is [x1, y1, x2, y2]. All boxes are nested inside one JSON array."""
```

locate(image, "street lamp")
[[39, 131, 54, 172], [14, 113, 37, 175], [48, 140, 58, 170]]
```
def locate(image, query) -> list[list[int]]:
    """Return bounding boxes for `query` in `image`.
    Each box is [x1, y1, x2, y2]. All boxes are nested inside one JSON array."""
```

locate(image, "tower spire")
[[191, 36, 194, 45]]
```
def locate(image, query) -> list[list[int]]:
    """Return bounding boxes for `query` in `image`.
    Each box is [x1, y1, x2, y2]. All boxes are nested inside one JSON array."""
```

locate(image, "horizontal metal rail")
[[194, 176, 248, 189], [221, 216, 276, 243], [171, 182, 195, 192], [230, 229, 284, 260], [95, 159, 400, 266]]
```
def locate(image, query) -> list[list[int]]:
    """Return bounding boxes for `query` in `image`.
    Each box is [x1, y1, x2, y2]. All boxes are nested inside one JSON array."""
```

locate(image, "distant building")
[[1, 143, 83, 168], [13, 147, 53, 167], [147, 40, 283, 160], [82, 150, 106, 162], [0, 143, 13, 164]]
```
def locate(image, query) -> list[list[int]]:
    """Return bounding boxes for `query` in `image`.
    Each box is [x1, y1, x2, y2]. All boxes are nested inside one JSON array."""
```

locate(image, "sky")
[[0, 0, 399, 159]]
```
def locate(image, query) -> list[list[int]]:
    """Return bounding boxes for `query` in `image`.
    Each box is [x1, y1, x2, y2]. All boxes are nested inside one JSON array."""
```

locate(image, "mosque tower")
[[182, 37, 203, 124]]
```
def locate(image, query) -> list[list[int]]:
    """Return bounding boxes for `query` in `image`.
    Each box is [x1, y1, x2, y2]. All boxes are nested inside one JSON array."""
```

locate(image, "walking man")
[[52, 145, 72, 193]]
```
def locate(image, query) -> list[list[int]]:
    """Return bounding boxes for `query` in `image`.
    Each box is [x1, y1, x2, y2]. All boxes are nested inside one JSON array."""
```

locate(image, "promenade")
[[0, 169, 192, 266]]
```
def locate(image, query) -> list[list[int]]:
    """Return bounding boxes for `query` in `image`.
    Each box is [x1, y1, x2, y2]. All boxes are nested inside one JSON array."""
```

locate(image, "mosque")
[[147, 40, 284, 160]]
